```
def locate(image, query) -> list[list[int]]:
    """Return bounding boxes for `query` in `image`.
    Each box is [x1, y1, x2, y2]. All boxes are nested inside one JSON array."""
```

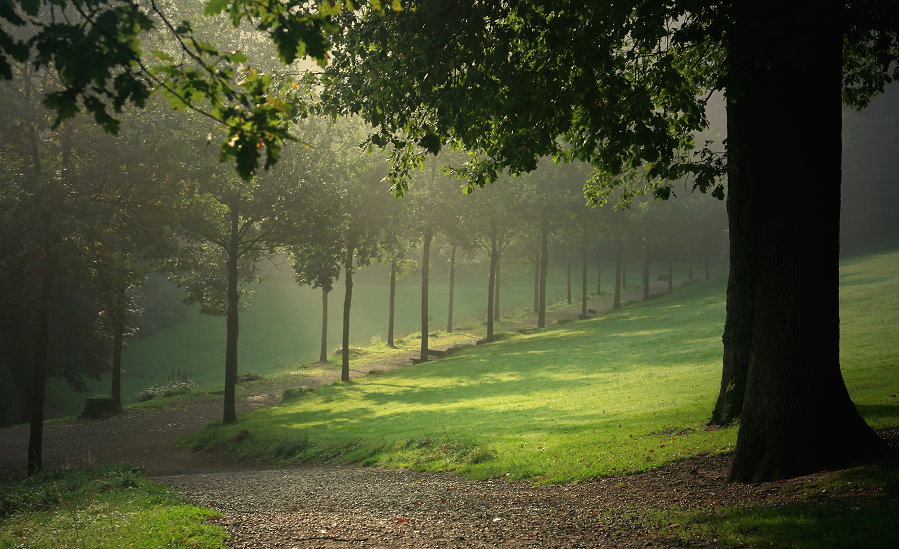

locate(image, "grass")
[[645, 455, 899, 548], [183, 250, 899, 485], [0, 466, 228, 548]]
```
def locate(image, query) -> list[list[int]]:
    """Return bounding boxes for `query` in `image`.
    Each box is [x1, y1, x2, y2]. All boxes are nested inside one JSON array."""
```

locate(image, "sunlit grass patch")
[[182, 251, 899, 484], [0, 465, 227, 548]]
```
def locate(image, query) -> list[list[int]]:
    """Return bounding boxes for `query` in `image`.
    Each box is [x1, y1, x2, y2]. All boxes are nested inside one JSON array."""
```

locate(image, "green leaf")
[[204, 0, 231, 16]]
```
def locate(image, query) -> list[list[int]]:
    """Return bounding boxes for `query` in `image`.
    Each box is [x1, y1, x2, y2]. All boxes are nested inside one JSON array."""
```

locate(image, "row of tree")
[[0, 57, 725, 475]]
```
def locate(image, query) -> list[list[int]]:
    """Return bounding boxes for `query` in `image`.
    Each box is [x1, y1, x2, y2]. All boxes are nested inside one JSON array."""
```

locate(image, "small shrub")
[[134, 371, 197, 402], [282, 386, 314, 403]]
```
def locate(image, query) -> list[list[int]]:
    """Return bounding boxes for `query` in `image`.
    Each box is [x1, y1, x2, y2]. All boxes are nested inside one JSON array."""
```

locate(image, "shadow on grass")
[[672, 498, 899, 549], [856, 403, 899, 423]]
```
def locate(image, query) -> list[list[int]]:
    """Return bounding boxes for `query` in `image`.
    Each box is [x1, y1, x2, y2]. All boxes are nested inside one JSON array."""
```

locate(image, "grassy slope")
[[44, 261, 603, 417], [184, 250, 899, 484], [0, 466, 227, 549]]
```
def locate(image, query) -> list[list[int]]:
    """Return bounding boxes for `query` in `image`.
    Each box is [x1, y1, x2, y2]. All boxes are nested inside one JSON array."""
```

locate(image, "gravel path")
[[158, 452, 848, 549]]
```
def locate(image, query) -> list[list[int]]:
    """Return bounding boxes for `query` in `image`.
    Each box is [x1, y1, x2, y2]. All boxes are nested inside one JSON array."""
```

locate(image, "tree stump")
[[82, 397, 119, 419]]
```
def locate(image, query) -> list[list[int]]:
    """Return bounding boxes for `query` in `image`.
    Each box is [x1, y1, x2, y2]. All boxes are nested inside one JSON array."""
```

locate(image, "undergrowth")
[[0, 465, 227, 548]]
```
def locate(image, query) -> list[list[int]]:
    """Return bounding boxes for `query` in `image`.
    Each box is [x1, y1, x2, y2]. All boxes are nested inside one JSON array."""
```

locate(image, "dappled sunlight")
[[606, 328, 674, 338]]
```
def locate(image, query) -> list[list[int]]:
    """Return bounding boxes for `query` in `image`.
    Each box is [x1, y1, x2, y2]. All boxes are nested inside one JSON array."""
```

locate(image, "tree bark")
[[581, 245, 588, 317], [494, 253, 501, 320], [533, 247, 540, 313], [486, 220, 498, 340], [27, 257, 54, 476], [537, 220, 549, 328], [341, 246, 354, 382], [613, 239, 623, 310], [420, 229, 432, 362], [111, 318, 124, 411], [223, 209, 240, 425], [447, 245, 456, 332], [642, 238, 650, 301], [726, 0, 887, 482], [667, 257, 673, 293], [320, 288, 329, 362], [110, 282, 126, 410], [387, 261, 396, 347]]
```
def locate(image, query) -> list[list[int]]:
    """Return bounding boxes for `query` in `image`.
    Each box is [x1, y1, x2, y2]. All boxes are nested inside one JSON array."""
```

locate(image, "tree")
[[721, 1, 889, 482], [0, 64, 149, 472], [169, 163, 295, 423]]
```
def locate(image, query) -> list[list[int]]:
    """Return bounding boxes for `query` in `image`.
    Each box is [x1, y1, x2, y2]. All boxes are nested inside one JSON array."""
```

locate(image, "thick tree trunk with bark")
[[387, 261, 396, 347], [581, 246, 588, 317], [341, 247, 354, 382], [726, 0, 887, 482], [486, 222, 498, 340], [27, 259, 54, 476], [447, 245, 456, 332], [538, 221, 549, 327], [642, 238, 650, 301], [613, 239, 623, 310], [320, 288, 329, 362], [420, 229, 432, 362]]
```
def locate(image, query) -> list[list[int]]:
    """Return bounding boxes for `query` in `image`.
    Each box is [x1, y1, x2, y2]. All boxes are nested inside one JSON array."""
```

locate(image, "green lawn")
[[183, 250, 899, 484], [0, 466, 227, 549]]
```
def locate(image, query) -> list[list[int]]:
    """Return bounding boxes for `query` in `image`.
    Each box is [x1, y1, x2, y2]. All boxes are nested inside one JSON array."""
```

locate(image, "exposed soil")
[[2, 277, 893, 547]]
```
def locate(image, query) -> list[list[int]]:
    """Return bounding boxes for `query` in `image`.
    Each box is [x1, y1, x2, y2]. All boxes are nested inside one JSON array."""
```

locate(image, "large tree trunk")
[[581, 245, 588, 317], [447, 245, 456, 332], [726, 0, 887, 482], [341, 246, 354, 382], [320, 288, 329, 362], [223, 210, 240, 425], [642, 238, 650, 301], [537, 220, 549, 328], [613, 239, 623, 310], [420, 229, 432, 362], [387, 261, 396, 347], [486, 221, 498, 340], [27, 258, 54, 476]]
